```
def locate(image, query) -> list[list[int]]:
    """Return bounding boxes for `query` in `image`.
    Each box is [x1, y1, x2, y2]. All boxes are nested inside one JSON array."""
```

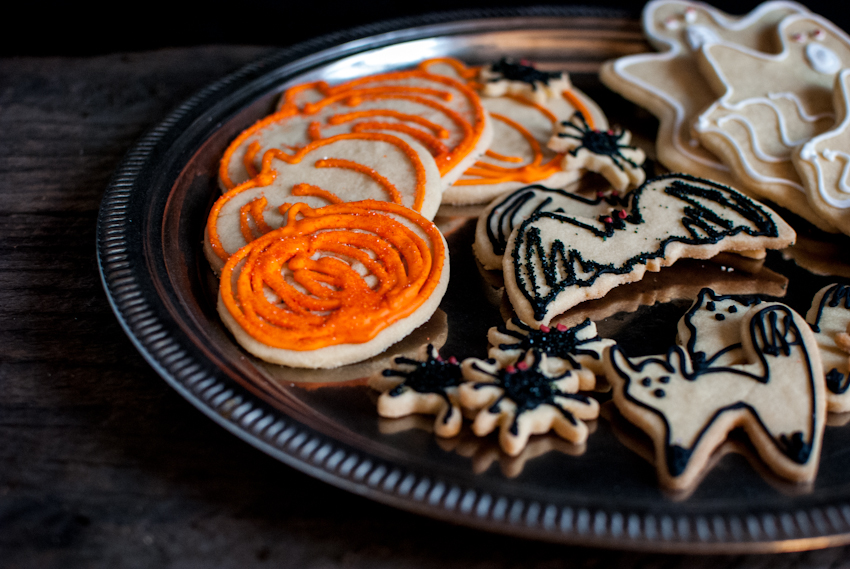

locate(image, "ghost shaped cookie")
[[694, 12, 850, 231], [600, 0, 810, 191]]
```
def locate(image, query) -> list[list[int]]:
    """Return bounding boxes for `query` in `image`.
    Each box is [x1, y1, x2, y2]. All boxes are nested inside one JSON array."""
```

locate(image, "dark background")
[[4, 0, 848, 56]]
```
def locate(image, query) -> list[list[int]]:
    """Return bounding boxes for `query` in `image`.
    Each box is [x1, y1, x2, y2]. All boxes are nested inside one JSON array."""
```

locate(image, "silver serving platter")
[[97, 7, 850, 553]]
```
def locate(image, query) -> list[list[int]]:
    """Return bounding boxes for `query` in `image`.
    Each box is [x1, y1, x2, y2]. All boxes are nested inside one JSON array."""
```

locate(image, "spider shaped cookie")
[[549, 112, 647, 192], [487, 318, 614, 391], [478, 57, 572, 103], [369, 344, 463, 437], [459, 351, 599, 456]]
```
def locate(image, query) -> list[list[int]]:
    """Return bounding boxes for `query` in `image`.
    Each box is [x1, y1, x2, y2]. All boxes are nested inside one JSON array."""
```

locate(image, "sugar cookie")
[[605, 299, 825, 490], [795, 69, 850, 235], [478, 57, 573, 104], [369, 344, 464, 438], [486, 318, 614, 391], [217, 200, 449, 369], [503, 173, 796, 327], [205, 133, 442, 273], [549, 112, 647, 192], [459, 352, 600, 455], [694, 12, 850, 231], [600, 0, 810, 191]]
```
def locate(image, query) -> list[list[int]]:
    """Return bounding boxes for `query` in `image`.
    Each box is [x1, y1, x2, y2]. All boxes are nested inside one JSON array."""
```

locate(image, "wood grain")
[[3, 44, 850, 568]]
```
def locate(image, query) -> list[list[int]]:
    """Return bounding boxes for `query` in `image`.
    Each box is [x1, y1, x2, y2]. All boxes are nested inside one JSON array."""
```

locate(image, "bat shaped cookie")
[[503, 173, 796, 327]]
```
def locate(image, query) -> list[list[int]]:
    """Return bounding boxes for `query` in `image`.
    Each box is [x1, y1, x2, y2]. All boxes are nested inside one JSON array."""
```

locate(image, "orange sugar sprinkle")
[[219, 200, 445, 351]]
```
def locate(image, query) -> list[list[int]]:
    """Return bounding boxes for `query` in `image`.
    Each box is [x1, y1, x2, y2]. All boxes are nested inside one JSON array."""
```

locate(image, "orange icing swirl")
[[219, 200, 446, 350], [208, 132, 429, 262], [219, 60, 486, 190]]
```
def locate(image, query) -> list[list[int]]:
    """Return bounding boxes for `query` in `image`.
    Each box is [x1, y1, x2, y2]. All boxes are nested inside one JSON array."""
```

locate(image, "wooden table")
[[3, 44, 850, 568]]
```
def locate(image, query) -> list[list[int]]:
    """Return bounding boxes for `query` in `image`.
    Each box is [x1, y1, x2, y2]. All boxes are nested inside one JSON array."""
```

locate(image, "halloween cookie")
[[216, 200, 449, 369], [369, 344, 464, 437], [807, 283, 850, 412], [548, 112, 647, 192], [219, 58, 493, 192], [794, 69, 850, 235], [605, 297, 825, 490], [600, 0, 810, 191], [503, 173, 796, 327], [205, 132, 442, 273], [486, 318, 614, 391], [459, 351, 600, 455], [693, 11, 850, 231], [423, 58, 609, 205]]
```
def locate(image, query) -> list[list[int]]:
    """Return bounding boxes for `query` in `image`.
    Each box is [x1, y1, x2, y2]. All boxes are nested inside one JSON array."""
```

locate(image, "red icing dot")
[[540, 325, 551, 333], [506, 365, 516, 373], [603, 216, 613, 224], [556, 323, 568, 332], [448, 356, 458, 365], [618, 209, 627, 219], [517, 361, 528, 371]]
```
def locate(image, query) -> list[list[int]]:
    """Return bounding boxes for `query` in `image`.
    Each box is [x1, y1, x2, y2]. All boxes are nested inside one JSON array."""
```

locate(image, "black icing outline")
[[510, 173, 781, 322], [609, 304, 819, 480]]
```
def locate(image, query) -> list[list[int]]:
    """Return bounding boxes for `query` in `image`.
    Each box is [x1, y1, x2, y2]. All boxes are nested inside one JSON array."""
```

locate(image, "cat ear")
[[608, 345, 638, 375], [666, 346, 689, 376]]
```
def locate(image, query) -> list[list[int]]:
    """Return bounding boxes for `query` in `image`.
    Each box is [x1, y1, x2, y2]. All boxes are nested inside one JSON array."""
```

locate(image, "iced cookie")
[[694, 12, 850, 231], [217, 200, 449, 369], [478, 57, 573, 104], [459, 351, 600, 455], [219, 59, 492, 191], [205, 133, 442, 273], [473, 183, 624, 271], [486, 318, 614, 391], [504, 173, 796, 327], [549, 112, 647, 192], [423, 58, 609, 205], [600, 0, 810, 191], [605, 300, 825, 490], [794, 69, 850, 236], [807, 283, 850, 412], [369, 344, 464, 438]]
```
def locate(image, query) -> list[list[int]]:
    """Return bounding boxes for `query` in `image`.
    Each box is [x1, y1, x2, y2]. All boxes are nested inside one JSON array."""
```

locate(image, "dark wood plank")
[[3, 45, 850, 568]]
